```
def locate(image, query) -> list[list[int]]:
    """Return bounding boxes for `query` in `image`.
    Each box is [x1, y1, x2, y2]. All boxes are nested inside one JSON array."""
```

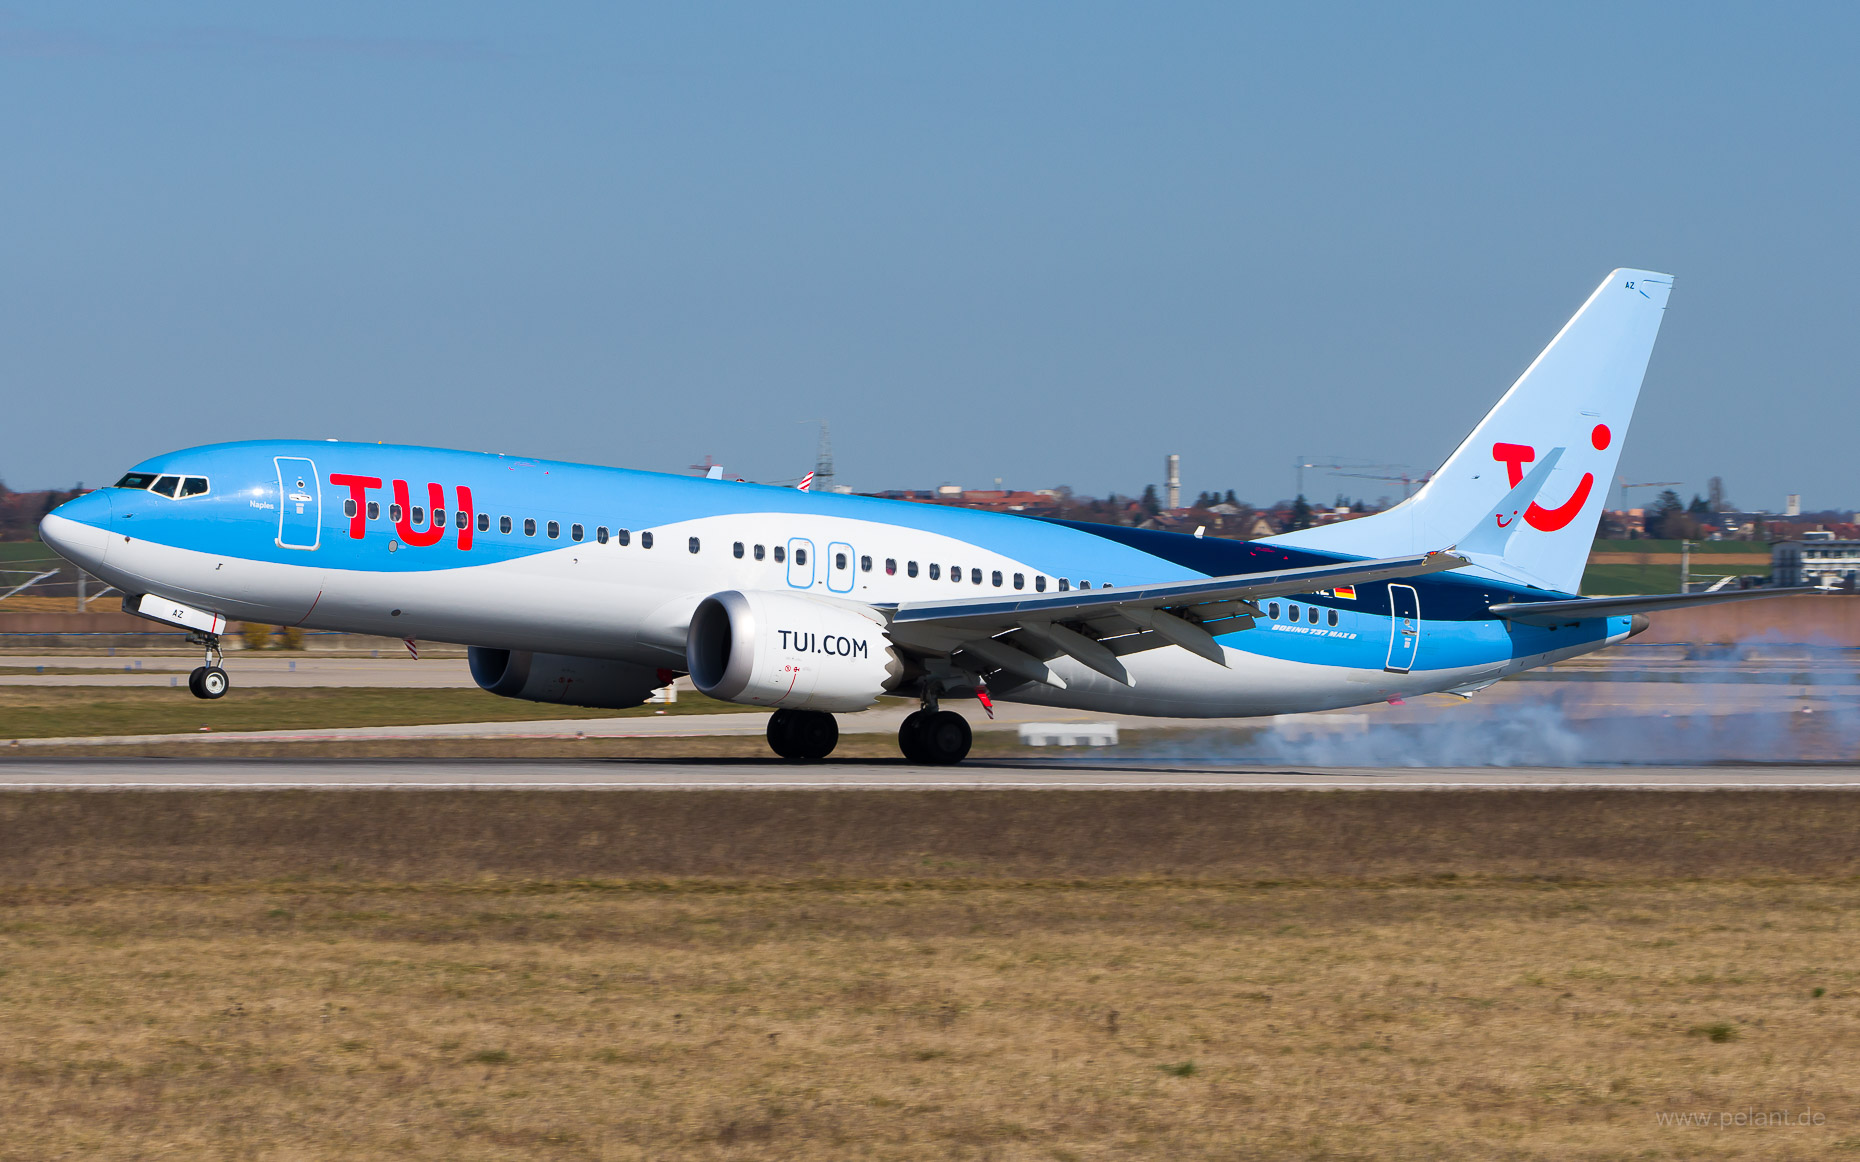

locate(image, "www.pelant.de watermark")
[[1657, 1107, 1827, 1129]]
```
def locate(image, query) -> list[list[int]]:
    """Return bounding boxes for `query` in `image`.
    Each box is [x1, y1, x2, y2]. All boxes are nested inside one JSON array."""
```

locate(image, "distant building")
[[1772, 532, 1860, 588]]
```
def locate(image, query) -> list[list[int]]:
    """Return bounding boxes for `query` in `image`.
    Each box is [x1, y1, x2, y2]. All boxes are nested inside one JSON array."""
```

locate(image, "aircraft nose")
[[39, 491, 113, 572]]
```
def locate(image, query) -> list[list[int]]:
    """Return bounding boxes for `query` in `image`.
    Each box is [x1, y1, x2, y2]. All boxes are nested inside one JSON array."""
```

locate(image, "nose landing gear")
[[186, 632, 230, 700]]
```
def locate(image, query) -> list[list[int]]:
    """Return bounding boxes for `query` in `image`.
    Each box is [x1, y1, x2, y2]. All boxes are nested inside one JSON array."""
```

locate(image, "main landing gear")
[[187, 632, 230, 701], [767, 709, 839, 761], [764, 704, 975, 764], [898, 708, 972, 765]]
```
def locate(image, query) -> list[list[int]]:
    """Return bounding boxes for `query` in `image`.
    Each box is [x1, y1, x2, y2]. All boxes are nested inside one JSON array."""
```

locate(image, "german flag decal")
[[1333, 585, 1357, 600]]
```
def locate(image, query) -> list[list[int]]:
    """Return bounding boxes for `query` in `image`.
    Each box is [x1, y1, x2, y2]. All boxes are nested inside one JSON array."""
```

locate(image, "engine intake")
[[687, 590, 903, 712], [468, 648, 666, 710]]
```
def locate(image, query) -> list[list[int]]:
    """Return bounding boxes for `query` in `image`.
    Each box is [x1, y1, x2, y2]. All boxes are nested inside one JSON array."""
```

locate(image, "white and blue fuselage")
[[41, 437, 1632, 719]]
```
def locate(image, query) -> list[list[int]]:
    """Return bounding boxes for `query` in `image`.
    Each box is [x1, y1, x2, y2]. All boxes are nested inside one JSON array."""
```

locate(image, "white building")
[[1772, 531, 1859, 588]]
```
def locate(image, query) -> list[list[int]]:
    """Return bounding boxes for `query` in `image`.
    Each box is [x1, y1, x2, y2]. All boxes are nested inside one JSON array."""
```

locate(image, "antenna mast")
[[813, 421, 835, 494]]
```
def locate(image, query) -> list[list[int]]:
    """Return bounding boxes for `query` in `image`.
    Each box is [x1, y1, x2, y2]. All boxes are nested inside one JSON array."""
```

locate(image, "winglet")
[[1453, 447, 1565, 564]]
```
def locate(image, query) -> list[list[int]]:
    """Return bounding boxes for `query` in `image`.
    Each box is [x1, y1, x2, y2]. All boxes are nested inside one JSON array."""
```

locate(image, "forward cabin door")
[[274, 458, 321, 551], [1384, 583, 1420, 673]]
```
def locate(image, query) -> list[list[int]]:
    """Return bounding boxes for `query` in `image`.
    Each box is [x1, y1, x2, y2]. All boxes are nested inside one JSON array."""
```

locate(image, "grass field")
[[0, 791, 1854, 1160], [1581, 562, 1755, 595], [0, 687, 749, 739], [1591, 540, 1772, 556]]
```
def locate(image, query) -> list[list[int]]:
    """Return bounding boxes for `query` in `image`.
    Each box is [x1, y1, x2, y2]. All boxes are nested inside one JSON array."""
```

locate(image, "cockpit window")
[[178, 476, 209, 498], [150, 476, 180, 498], [113, 473, 158, 490]]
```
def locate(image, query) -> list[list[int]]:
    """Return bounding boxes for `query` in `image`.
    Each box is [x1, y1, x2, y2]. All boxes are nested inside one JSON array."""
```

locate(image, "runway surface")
[[3, 758, 1859, 789]]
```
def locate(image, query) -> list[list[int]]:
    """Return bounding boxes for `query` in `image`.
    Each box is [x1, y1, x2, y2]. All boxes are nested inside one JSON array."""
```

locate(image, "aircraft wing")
[[883, 550, 1467, 688], [1489, 586, 1825, 626]]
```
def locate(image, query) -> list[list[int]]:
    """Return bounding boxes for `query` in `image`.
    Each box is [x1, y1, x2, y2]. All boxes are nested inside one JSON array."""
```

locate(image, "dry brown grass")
[[1, 791, 1857, 1160]]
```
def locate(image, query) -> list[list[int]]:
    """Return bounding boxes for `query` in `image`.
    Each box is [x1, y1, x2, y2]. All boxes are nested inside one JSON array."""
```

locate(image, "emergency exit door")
[[274, 458, 321, 550]]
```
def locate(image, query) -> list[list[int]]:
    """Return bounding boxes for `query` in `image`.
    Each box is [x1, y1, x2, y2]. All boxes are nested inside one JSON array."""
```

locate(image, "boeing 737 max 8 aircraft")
[[39, 269, 1815, 763]]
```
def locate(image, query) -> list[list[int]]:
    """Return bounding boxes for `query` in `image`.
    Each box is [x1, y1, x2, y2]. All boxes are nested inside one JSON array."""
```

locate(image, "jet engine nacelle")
[[468, 647, 667, 710], [686, 590, 904, 712]]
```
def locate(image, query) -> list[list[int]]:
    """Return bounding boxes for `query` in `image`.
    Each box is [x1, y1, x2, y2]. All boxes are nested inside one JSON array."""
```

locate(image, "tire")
[[898, 710, 932, 763], [198, 666, 230, 700], [187, 667, 207, 698], [789, 710, 839, 761], [766, 709, 803, 760], [919, 710, 972, 765]]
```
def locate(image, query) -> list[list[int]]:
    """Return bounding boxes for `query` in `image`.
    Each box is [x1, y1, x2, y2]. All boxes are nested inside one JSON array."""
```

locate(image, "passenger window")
[[883, 558, 894, 575], [641, 532, 654, 549], [754, 544, 765, 560], [1328, 609, 1339, 627], [432, 508, 444, 526], [929, 563, 940, 580], [774, 545, 785, 563], [1035, 576, 1046, 592], [597, 526, 610, 544], [523, 518, 536, 536], [547, 521, 560, 539], [795, 547, 806, 565], [952, 566, 962, 582], [1012, 573, 1023, 589], [369, 501, 380, 520], [180, 477, 209, 497], [151, 476, 179, 497], [733, 541, 744, 558], [1308, 606, 1319, 622], [689, 537, 700, 554], [1269, 602, 1279, 619], [391, 504, 404, 522], [412, 506, 425, 525], [991, 571, 1003, 587], [571, 523, 584, 542], [907, 561, 918, 577], [835, 552, 847, 569], [477, 513, 489, 531], [344, 499, 357, 518], [1288, 606, 1299, 622], [456, 510, 469, 529], [1059, 579, 1070, 591], [617, 529, 631, 546], [865, 555, 876, 573], [500, 515, 513, 534]]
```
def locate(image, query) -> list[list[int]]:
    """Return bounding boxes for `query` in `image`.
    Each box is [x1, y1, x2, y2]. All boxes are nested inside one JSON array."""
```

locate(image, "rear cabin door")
[[274, 458, 321, 550], [1384, 583, 1420, 673]]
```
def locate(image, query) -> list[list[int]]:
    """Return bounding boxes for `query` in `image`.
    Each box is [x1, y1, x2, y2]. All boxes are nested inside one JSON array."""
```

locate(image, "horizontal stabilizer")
[[1490, 586, 1826, 626]]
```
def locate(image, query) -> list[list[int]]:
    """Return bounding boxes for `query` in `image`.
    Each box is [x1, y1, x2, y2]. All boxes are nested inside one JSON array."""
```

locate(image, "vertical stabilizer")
[[1264, 269, 1673, 593]]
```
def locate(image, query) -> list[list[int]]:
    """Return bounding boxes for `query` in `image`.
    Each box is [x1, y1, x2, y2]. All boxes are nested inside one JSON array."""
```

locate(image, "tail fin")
[[1264, 268, 1674, 593]]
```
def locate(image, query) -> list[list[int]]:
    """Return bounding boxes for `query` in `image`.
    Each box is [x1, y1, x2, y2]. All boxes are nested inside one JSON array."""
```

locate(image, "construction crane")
[[1297, 457, 1428, 501], [1615, 476, 1682, 509]]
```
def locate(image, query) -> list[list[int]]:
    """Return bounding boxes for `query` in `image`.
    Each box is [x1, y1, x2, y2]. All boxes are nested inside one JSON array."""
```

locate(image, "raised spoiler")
[[1489, 586, 1827, 627], [881, 550, 1468, 688]]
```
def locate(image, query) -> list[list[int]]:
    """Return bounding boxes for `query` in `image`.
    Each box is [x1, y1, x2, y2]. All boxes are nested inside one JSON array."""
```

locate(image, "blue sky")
[[3, 3, 1855, 512]]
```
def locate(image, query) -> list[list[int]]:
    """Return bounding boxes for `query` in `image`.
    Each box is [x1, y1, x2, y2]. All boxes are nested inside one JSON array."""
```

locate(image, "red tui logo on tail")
[[1490, 424, 1610, 532]]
